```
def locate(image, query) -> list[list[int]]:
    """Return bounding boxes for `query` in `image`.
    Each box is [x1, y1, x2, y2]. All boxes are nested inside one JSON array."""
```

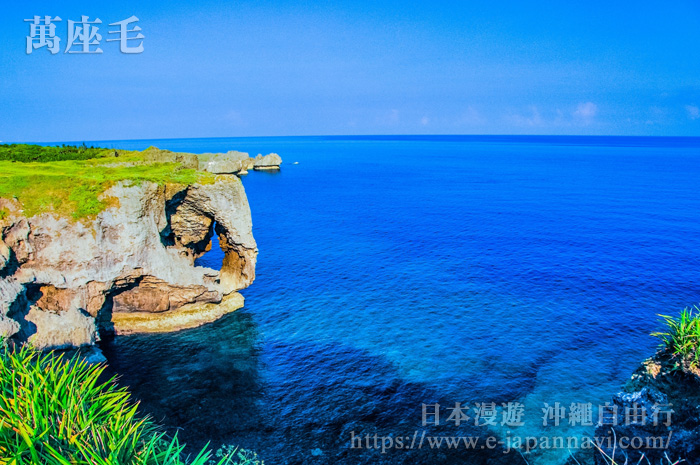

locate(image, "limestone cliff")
[[0, 172, 258, 351]]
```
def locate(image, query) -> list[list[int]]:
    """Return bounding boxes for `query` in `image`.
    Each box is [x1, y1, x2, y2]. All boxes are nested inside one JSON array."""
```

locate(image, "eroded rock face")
[[111, 277, 219, 314], [143, 147, 199, 170], [254, 153, 282, 170], [0, 238, 9, 272], [25, 306, 97, 350], [0, 279, 21, 338], [0, 175, 258, 350], [170, 179, 257, 293], [198, 151, 251, 174], [111, 292, 245, 334], [198, 151, 282, 174]]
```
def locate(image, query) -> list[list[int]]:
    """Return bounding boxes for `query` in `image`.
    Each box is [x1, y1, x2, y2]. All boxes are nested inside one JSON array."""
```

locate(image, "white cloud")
[[420, 116, 429, 126], [686, 105, 700, 120], [573, 102, 598, 124], [505, 102, 600, 129]]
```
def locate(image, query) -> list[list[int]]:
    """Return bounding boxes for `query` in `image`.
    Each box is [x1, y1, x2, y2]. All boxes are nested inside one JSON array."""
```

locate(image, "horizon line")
[[8, 134, 700, 146]]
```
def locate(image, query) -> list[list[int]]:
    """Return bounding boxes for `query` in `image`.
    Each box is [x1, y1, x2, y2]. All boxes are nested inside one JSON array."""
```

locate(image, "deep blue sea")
[[90, 136, 700, 464]]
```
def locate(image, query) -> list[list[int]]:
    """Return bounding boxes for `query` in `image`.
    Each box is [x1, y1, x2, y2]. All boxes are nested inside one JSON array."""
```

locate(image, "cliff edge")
[[594, 344, 700, 463], [0, 146, 273, 352]]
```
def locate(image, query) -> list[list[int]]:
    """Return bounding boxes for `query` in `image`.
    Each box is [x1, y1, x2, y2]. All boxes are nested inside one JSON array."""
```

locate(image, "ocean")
[[93, 136, 700, 464]]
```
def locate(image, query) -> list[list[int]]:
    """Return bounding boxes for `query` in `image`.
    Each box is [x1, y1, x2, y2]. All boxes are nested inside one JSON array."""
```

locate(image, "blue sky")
[[1, 0, 699, 141]]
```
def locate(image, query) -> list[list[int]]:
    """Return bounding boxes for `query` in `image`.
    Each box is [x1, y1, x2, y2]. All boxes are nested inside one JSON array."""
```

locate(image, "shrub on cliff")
[[0, 144, 106, 163], [652, 305, 700, 376], [0, 344, 261, 465]]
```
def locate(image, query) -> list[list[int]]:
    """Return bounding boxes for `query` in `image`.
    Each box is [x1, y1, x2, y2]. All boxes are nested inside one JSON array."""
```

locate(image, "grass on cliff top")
[[0, 343, 263, 465], [0, 145, 215, 220], [652, 305, 700, 375]]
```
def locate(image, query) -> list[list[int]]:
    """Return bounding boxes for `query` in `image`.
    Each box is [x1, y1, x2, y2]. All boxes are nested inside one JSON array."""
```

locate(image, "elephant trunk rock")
[[0, 175, 258, 350]]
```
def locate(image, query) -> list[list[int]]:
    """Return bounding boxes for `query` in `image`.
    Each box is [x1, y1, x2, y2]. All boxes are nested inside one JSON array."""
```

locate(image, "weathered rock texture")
[[143, 147, 199, 170], [0, 173, 258, 350], [198, 151, 281, 174], [253, 153, 283, 170], [198, 151, 251, 174], [111, 292, 244, 334]]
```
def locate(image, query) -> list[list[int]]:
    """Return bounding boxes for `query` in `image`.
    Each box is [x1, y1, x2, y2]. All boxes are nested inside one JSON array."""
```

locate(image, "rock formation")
[[198, 151, 251, 174], [253, 153, 283, 170], [199, 151, 281, 174], [142, 146, 199, 169], [0, 156, 260, 351], [594, 351, 700, 464]]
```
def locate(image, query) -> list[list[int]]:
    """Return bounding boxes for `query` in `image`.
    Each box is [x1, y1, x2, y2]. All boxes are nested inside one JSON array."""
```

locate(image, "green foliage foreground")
[[653, 305, 700, 375], [0, 345, 262, 465]]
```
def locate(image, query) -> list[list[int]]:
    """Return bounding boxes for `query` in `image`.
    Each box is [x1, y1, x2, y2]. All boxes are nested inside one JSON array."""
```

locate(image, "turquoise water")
[[97, 136, 700, 464]]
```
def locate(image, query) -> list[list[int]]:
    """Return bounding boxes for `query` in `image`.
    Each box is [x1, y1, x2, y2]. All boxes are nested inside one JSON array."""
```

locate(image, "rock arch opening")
[[194, 222, 225, 271], [161, 181, 257, 293]]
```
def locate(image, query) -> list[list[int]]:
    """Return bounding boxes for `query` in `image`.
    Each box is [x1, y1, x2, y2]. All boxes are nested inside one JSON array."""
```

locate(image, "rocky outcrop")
[[111, 292, 244, 334], [0, 238, 9, 272], [0, 278, 22, 339], [198, 151, 281, 174], [143, 147, 199, 170], [594, 351, 700, 464], [253, 153, 282, 170], [0, 171, 258, 351], [198, 151, 251, 174]]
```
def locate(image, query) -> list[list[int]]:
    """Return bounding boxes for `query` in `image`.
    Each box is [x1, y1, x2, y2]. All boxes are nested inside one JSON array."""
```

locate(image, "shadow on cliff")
[[95, 279, 145, 336], [0, 247, 20, 279], [8, 284, 99, 345], [6, 283, 39, 342], [159, 189, 188, 248]]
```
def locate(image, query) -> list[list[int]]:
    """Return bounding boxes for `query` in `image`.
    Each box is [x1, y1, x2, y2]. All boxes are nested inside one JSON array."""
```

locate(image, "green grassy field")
[[0, 144, 214, 220]]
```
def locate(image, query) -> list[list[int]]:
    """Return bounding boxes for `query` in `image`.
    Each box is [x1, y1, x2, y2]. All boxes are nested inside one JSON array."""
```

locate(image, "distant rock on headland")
[[142, 146, 199, 169], [198, 151, 282, 174], [253, 153, 283, 170], [198, 150, 251, 174]]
